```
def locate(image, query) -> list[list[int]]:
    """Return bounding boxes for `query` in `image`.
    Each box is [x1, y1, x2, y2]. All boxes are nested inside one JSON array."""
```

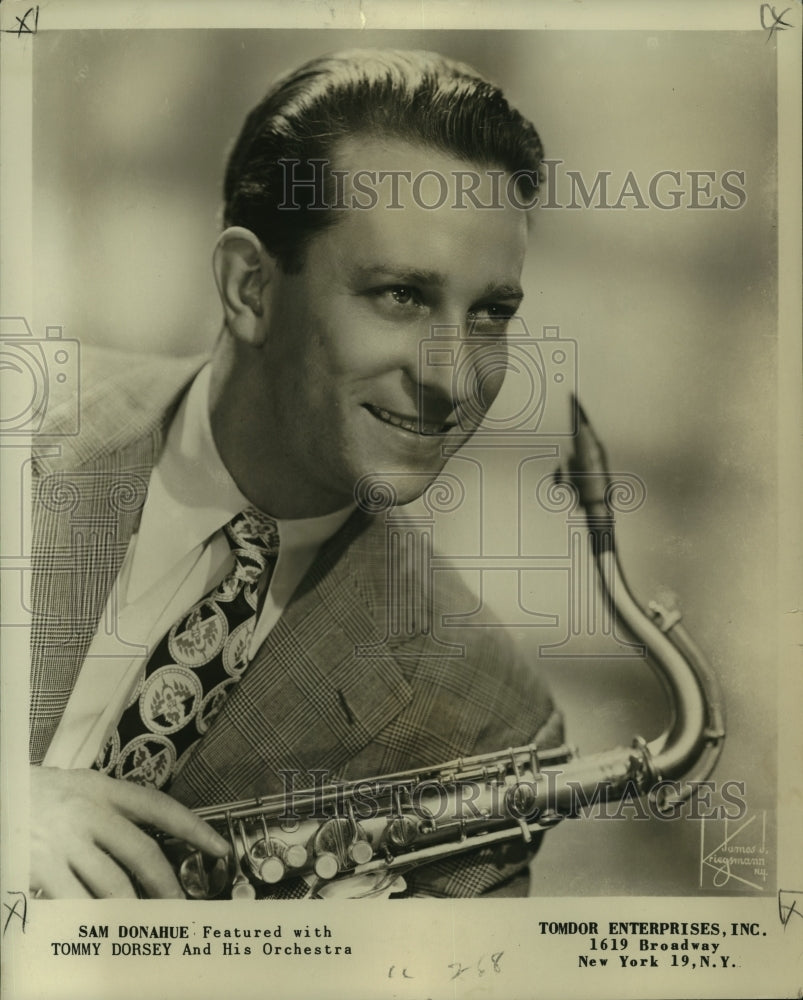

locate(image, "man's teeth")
[[372, 406, 443, 435]]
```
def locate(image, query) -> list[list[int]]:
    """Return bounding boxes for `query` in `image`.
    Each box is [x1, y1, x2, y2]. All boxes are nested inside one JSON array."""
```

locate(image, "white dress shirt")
[[43, 363, 352, 769]]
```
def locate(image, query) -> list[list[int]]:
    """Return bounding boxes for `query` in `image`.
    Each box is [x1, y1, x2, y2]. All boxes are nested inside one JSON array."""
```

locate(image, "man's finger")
[[95, 811, 185, 899], [107, 779, 229, 856], [71, 848, 139, 900], [34, 867, 94, 900]]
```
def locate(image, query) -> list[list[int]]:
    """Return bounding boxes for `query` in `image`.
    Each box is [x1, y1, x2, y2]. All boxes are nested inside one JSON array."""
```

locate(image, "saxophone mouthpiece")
[[568, 394, 612, 510], [572, 392, 591, 430]]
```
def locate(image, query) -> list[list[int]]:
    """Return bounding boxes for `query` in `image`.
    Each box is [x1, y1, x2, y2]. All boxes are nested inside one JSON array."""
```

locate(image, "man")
[[29, 49, 562, 898]]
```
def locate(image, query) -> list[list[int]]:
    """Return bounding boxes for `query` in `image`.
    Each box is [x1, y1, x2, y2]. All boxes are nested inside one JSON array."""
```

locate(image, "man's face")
[[242, 136, 529, 516]]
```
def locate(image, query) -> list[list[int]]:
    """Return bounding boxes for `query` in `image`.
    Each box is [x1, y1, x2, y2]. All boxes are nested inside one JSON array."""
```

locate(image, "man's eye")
[[386, 286, 417, 306], [469, 304, 518, 329], [367, 285, 425, 319]]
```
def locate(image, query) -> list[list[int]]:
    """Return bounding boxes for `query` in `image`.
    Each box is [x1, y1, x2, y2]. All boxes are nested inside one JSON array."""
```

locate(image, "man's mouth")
[[364, 403, 453, 436]]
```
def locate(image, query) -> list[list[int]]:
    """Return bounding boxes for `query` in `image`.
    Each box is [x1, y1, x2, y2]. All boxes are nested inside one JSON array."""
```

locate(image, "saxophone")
[[161, 401, 726, 899]]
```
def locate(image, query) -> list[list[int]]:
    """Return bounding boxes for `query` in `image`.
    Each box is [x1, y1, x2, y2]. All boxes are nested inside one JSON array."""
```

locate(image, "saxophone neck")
[[566, 398, 725, 797]]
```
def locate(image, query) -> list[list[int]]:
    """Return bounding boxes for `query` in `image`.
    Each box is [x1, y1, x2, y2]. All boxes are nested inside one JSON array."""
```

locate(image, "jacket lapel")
[[168, 510, 415, 806], [29, 445, 156, 762], [29, 352, 204, 764]]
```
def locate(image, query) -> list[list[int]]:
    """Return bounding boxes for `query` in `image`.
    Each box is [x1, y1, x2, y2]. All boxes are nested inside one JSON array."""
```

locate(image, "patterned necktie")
[[94, 507, 280, 790]]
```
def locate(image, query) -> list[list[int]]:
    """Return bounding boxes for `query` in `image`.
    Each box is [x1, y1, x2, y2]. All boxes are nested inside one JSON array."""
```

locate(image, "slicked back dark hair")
[[223, 49, 544, 272]]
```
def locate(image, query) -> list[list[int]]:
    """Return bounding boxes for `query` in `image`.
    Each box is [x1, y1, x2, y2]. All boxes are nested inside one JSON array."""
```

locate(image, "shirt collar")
[[127, 363, 353, 602]]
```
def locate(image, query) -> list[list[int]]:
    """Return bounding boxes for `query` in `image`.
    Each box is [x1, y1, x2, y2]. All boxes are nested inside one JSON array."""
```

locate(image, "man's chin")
[[351, 467, 448, 513]]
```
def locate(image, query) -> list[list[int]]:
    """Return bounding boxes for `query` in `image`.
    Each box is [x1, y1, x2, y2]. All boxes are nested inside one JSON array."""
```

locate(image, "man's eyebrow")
[[352, 265, 524, 301], [351, 264, 446, 286], [477, 280, 524, 302]]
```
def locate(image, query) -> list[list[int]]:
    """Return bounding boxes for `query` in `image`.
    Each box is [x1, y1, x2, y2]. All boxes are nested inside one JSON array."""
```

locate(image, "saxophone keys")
[[342, 799, 374, 865], [231, 874, 257, 900], [258, 845, 309, 883], [285, 844, 308, 870], [178, 850, 230, 900], [249, 838, 309, 884], [313, 852, 340, 880], [313, 816, 372, 877], [385, 815, 418, 851], [258, 856, 286, 885], [349, 839, 373, 865], [505, 780, 538, 818]]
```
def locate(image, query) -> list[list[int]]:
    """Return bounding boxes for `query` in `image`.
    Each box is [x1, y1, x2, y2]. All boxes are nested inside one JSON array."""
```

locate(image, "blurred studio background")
[[33, 29, 778, 896]]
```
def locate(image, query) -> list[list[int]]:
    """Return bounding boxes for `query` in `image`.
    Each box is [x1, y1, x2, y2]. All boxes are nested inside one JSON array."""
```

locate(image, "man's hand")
[[31, 766, 230, 899]]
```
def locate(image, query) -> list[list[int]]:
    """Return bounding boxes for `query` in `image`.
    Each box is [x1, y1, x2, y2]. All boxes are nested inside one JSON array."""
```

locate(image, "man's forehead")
[[330, 133, 519, 208], [332, 132, 475, 169], [287, 133, 531, 287]]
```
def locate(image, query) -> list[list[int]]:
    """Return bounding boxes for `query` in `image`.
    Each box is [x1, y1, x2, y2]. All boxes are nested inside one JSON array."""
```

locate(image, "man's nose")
[[414, 325, 510, 422], [406, 323, 462, 414]]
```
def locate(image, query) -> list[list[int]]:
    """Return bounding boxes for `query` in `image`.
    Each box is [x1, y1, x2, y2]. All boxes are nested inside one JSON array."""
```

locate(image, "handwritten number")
[[2, 891, 28, 935], [447, 954, 503, 981], [760, 4, 794, 39], [448, 963, 470, 981], [388, 952, 504, 983], [2, 5, 38, 35], [778, 889, 803, 929], [387, 966, 414, 980]]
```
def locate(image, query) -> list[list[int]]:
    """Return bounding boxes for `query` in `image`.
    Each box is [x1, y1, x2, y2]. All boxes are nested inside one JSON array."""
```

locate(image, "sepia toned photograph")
[[1, 3, 800, 999]]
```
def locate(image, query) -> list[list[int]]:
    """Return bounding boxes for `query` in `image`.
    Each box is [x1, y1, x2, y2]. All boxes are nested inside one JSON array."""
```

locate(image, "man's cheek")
[[459, 357, 508, 419]]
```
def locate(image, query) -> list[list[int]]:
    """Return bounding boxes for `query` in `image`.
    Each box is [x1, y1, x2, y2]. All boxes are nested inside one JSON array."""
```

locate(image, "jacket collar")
[[34, 348, 206, 474]]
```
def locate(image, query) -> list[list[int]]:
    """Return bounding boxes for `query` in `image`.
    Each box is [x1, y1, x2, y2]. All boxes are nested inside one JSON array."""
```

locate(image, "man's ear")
[[212, 227, 276, 347]]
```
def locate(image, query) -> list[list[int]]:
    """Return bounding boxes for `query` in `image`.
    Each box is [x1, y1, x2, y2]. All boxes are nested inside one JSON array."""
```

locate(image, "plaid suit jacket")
[[29, 348, 563, 897]]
